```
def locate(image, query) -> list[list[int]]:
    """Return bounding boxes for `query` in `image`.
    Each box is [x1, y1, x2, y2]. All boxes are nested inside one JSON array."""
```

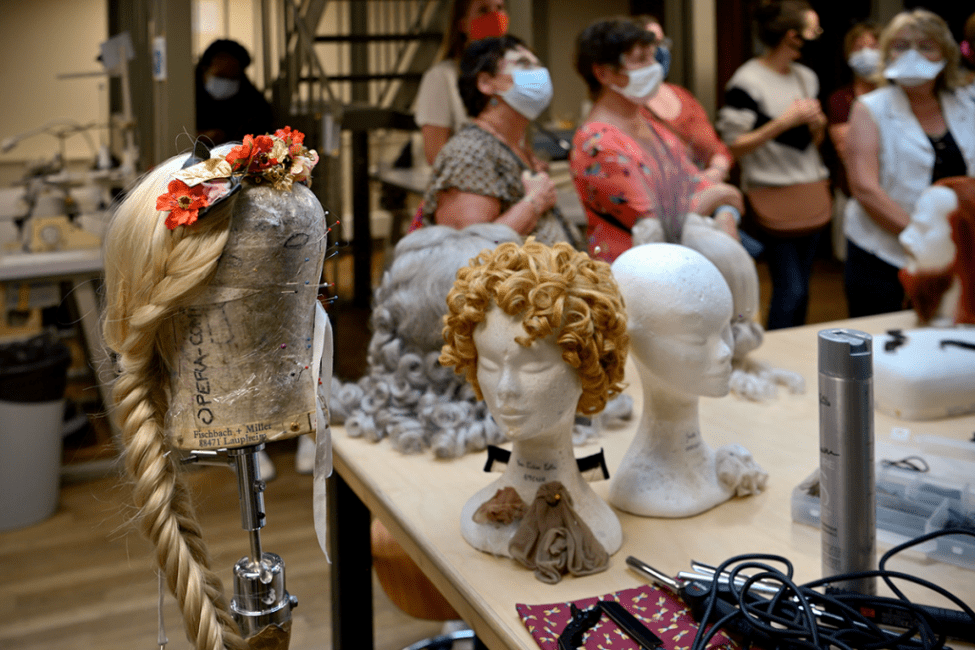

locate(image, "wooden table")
[[328, 312, 975, 650]]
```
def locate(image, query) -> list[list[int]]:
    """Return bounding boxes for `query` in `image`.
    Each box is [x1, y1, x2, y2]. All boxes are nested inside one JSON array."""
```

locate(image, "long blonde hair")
[[103, 146, 247, 650]]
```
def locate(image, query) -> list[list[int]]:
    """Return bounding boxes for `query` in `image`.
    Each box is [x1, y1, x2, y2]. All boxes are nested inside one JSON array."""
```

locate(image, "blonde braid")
[[105, 151, 247, 650]]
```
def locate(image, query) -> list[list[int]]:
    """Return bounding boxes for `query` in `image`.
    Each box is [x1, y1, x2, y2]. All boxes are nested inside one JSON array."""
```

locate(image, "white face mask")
[[884, 49, 946, 87], [205, 76, 240, 100], [848, 47, 881, 78], [499, 67, 554, 120], [611, 61, 664, 104]]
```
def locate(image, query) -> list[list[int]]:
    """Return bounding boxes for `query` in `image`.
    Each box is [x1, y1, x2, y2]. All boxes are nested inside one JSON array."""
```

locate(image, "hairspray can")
[[818, 329, 875, 594]]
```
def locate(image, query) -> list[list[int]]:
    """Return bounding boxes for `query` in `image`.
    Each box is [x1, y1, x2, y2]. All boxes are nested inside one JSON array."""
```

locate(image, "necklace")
[[474, 117, 531, 166]]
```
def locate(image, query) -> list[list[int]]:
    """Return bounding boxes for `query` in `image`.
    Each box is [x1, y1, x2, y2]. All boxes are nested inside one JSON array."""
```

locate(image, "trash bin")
[[0, 333, 72, 531]]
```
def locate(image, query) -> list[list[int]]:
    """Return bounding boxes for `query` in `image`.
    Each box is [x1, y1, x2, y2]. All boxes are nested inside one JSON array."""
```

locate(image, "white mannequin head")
[[608, 243, 765, 519], [900, 185, 958, 273], [612, 243, 734, 398], [473, 307, 582, 442]]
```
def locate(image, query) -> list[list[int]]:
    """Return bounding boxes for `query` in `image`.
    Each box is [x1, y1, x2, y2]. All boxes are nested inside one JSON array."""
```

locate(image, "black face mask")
[[796, 32, 825, 60]]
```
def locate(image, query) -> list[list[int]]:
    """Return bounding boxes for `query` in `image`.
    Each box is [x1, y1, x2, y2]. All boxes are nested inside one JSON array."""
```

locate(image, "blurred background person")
[[637, 15, 734, 184], [571, 17, 743, 264], [843, 8, 975, 318], [828, 23, 880, 186], [826, 22, 880, 260], [195, 39, 273, 145], [962, 11, 975, 101], [717, 0, 830, 330], [420, 36, 582, 247], [414, 0, 508, 165]]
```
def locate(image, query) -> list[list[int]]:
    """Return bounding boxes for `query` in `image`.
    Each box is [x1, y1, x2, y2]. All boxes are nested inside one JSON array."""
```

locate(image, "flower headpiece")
[[156, 126, 319, 229]]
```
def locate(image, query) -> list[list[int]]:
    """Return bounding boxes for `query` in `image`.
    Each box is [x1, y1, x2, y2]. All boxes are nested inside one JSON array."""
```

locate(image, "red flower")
[[156, 179, 209, 229], [226, 134, 255, 171], [275, 126, 305, 147], [248, 135, 277, 171]]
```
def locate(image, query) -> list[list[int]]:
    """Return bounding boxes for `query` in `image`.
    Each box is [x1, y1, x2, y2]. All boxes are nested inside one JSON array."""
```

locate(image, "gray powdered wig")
[[331, 223, 633, 457], [330, 224, 521, 457]]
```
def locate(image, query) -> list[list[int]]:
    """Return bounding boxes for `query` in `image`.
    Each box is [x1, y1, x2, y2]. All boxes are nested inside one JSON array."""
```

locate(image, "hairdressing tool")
[[626, 553, 975, 648], [598, 600, 663, 649], [557, 600, 663, 650], [558, 604, 603, 650]]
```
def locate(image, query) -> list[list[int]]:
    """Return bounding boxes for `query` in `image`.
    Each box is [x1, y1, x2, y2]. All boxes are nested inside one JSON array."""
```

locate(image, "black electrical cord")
[[687, 529, 975, 650]]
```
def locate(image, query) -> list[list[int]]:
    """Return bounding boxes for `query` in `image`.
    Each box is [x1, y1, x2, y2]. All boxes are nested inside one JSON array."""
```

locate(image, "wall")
[[0, 0, 108, 176], [0, 0, 267, 178]]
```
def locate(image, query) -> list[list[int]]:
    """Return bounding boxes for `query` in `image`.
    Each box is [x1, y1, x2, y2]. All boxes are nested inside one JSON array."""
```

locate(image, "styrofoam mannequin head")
[[473, 306, 583, 442], [445, 240, 626, 558], [901, 185, 958, 273], [612, 243, 734, 398], [442, 239, 628, 417]]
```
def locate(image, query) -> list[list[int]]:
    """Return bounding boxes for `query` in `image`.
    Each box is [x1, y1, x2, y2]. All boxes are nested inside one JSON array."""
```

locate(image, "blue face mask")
[[500, 67, 554, 120], [654, 44, 671, 79]]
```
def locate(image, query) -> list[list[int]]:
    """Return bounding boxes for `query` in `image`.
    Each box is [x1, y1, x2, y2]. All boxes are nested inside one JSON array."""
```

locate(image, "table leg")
[[70, 278, 118, 437], [328, 471, 374, 650]]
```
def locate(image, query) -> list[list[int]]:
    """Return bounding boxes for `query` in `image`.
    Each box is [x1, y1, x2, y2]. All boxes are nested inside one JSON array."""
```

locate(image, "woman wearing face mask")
[[414, 0, 509, 165], [195, 39, 273, 145], [420, 36, 583, 247], [637, 15, 734, 185], [842, 9, 975, 318], [716, 0, 829, 331], [828, 23, 880, 180], [571, 17, 743, 264], [823, 23, 880, 261]]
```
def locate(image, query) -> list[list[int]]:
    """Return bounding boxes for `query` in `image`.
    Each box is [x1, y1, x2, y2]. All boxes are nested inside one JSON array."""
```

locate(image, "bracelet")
[[715, 204, 741, 226], [522, 194, 542, 217]]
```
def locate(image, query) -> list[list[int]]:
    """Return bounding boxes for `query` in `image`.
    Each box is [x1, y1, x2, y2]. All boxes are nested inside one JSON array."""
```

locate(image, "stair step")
[[315, 32, 441, 43], [300, 72, 423, 84]]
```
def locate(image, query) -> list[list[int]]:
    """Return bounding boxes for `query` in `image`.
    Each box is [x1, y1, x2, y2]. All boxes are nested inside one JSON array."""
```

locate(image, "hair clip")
[[155, 127, 319, 230], [883, 329, 907, 353]]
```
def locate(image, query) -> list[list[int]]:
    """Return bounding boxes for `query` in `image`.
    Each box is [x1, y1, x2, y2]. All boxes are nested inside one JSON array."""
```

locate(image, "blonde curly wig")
[[440, 239, 629, 416]]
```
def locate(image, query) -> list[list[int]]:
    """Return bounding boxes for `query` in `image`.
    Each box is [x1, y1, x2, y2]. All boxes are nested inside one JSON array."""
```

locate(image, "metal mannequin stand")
[[185, 443, 297, 649]]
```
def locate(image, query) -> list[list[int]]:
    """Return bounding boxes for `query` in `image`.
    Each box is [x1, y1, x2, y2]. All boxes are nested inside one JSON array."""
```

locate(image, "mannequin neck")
[[637, 365, 701, 429], [503, 423, 581, 490]]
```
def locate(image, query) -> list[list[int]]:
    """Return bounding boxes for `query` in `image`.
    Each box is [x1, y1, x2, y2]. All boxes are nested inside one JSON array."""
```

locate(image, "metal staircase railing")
[[266, 0, 448, 114], [259, 0, 450, 305]]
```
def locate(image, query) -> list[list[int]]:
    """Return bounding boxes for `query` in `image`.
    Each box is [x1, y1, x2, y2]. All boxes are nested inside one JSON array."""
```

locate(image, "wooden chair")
[[371, 519, 480, 650]]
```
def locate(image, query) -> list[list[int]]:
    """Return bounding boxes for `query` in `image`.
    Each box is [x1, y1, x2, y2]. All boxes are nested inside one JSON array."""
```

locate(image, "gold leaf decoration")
[[173, 159, 234, 187]]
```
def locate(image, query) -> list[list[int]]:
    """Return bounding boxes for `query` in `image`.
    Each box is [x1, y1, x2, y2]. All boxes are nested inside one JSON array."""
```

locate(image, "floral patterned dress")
[[570, 119, 711, 263]]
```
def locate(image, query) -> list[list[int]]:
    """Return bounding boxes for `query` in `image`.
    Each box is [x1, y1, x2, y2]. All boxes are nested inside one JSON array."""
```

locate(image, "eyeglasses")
[[802, 25, 823, 40], [889, 38, 941, 56]]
